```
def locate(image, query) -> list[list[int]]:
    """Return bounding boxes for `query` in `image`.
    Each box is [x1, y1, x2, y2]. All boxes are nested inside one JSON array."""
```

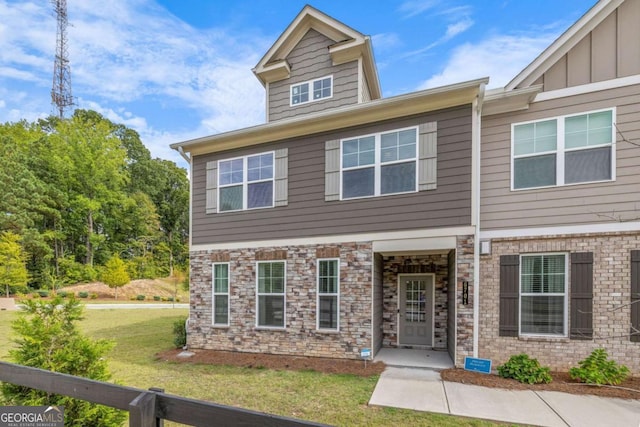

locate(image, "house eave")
[[171, 77, 488, 156], [482, 85, 543, 116]]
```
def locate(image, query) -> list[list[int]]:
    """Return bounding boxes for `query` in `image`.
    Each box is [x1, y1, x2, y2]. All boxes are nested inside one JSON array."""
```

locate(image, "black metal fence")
[[0, 361, 329, 427]]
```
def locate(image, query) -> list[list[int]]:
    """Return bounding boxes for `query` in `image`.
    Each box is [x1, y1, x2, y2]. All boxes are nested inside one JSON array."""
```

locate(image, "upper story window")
[[290, 76, 333, 106], [218, 152, 274, 212], [512, 108, 615, 190], [341, 127, 418, 199]]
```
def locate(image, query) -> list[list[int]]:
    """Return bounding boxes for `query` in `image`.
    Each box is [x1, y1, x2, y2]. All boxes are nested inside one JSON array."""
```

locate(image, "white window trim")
[[255, 260, 287, 330], [340, 126, 419, 200], [510, 107, 616, 191], [290, 75, 333, 107], [518, 253, 568, 338], [212, 262, 230, 327], [217, 151, 275, 213], [316, 258, 340, 331]]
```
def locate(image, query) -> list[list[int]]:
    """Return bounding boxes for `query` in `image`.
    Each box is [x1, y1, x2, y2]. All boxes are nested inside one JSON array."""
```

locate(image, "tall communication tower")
[[51, 0, 74, 119]]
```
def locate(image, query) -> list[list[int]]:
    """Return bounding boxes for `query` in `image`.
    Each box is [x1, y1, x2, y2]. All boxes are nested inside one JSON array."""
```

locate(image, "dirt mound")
[[62, 278, 186, 301]]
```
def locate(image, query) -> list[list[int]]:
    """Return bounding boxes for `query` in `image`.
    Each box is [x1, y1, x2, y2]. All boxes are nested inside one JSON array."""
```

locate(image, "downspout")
[[175, 145, 193, 349], [472, 83, 486, 358], [177, 146, 190, 164]]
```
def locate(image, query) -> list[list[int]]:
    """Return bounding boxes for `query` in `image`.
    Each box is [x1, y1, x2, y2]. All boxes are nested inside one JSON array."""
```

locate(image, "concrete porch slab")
[[374, 348, 454, 370]]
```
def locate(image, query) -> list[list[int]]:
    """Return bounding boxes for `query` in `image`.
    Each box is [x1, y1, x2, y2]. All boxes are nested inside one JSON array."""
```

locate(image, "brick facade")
[[188, 242, 373, 359], [479, 232, 640, 373]]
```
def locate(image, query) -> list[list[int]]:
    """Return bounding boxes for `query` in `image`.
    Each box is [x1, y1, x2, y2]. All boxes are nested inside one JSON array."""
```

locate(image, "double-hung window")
[[256, 261, 286, 328], [520, 254, 567, 336], [218, 152, 274, 212], [341, 127, 418, 199], [512, 109, 614, 190], [317, 259, 339, 330], [290, 76, 332, 106], [212, 263, 229, 326]]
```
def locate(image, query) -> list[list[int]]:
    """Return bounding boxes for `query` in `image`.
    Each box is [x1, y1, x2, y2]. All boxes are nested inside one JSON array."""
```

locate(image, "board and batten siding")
[[521, 0, 640, 91], [268, 29, 359, 122], [192, 105, 473, 246], [481, 83, 640, 231]]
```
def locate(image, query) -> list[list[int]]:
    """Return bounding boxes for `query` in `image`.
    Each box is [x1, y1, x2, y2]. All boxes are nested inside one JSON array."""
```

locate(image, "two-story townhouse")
[[479, 0, 640, 372], [172, 5, 486, 366]]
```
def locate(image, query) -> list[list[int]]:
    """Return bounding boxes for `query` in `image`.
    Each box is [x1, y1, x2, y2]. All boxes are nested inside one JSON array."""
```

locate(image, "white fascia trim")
[[534, 75, 640, 102], [480, 221, 640, 240], [191, 226, 476, 252]]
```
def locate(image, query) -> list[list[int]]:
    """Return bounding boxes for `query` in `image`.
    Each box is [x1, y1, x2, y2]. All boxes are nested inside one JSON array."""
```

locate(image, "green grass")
[[0, 309, 499, 427]]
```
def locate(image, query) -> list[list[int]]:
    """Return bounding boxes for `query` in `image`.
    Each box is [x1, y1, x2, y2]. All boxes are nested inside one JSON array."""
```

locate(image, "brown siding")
[[481, 83, 640, 231], [193, 105, 473, 245], [535, 4, 640, 92], [617, 0, 640, 77], [268, 29, 359, 122]]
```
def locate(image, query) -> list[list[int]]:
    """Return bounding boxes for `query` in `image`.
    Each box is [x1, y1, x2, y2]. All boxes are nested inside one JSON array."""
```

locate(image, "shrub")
[[167, 296, 174, 302], [173, 316, 187, 348], [497, 354, 552, 384], [57, 290, 68, 298], [153, 295, 161, 301], [36, 290, 49, 298], [136, 294, 145, 301], [90, 292, 98, 299], [78, 291, 89, 298], [569, 348, 629, 385], [1, 297, 125, 426]]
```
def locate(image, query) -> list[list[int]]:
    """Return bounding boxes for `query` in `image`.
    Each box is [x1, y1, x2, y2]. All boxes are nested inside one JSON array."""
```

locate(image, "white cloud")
[[398, 0, 439, 18], [0, 0, 268, 163], [445, 18, 473, 39], [417, 32, 558, 90], [371, 33, 402, 52]]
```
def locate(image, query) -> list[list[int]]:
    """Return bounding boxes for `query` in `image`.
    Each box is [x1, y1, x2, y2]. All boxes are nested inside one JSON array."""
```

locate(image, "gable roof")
[[506, 0, 624, 91], [252, 5, 381, 99]]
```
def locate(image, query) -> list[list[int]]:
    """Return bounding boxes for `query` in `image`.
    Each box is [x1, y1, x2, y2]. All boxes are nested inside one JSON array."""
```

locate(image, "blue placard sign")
[[464, 356, 492, 374], [360, 348, 371, 359]]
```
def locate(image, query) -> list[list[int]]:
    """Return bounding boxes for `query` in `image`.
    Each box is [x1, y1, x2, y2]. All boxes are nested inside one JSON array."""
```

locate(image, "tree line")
[[0, 110, 189, 294]]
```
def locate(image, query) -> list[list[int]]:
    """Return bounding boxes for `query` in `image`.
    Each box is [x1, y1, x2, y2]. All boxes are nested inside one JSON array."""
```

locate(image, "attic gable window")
[[290, 76, 332, 106]]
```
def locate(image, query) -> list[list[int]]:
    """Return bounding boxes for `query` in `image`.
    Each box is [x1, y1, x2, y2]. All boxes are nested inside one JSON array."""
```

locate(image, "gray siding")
[[193, 105, 473, 245], [519, 1, 640, 91], [481, 83, 640, 230], [268, 29, 359, 122]]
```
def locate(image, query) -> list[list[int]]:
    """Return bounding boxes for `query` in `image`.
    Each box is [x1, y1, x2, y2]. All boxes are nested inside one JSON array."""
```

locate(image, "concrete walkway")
[[369, 367, 640, 426]]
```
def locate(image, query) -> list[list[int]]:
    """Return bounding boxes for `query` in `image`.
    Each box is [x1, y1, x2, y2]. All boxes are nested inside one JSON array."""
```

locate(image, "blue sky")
[[0, 0, 596, 167]]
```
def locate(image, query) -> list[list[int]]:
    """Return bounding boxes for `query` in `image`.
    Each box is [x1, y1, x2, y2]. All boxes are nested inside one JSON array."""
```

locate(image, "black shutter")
[[499, 255, 520, 337], [631, 251, 640, 342], [570, 252, 593, 340]]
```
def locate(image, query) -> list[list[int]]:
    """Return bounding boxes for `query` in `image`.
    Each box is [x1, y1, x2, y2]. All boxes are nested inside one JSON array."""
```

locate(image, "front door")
[[398, 275, 433, 346]]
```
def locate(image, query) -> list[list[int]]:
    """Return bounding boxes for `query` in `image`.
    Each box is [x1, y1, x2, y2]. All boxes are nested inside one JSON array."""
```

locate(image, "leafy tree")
[[0, 232, 28, 296], [101, 255, 130, 299], [1, 297, 126, 426], [0, 110, 189, 286]]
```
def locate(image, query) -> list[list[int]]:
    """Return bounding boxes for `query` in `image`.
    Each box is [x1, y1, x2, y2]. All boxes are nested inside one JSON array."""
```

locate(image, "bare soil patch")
[[60, 279, 186, 301], [156, 348, 386, 377], [441, 368, 640, 400]]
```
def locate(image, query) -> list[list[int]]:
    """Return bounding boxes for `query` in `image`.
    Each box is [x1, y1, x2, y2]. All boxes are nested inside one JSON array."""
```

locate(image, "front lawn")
[[0, 308, 497, 426]]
